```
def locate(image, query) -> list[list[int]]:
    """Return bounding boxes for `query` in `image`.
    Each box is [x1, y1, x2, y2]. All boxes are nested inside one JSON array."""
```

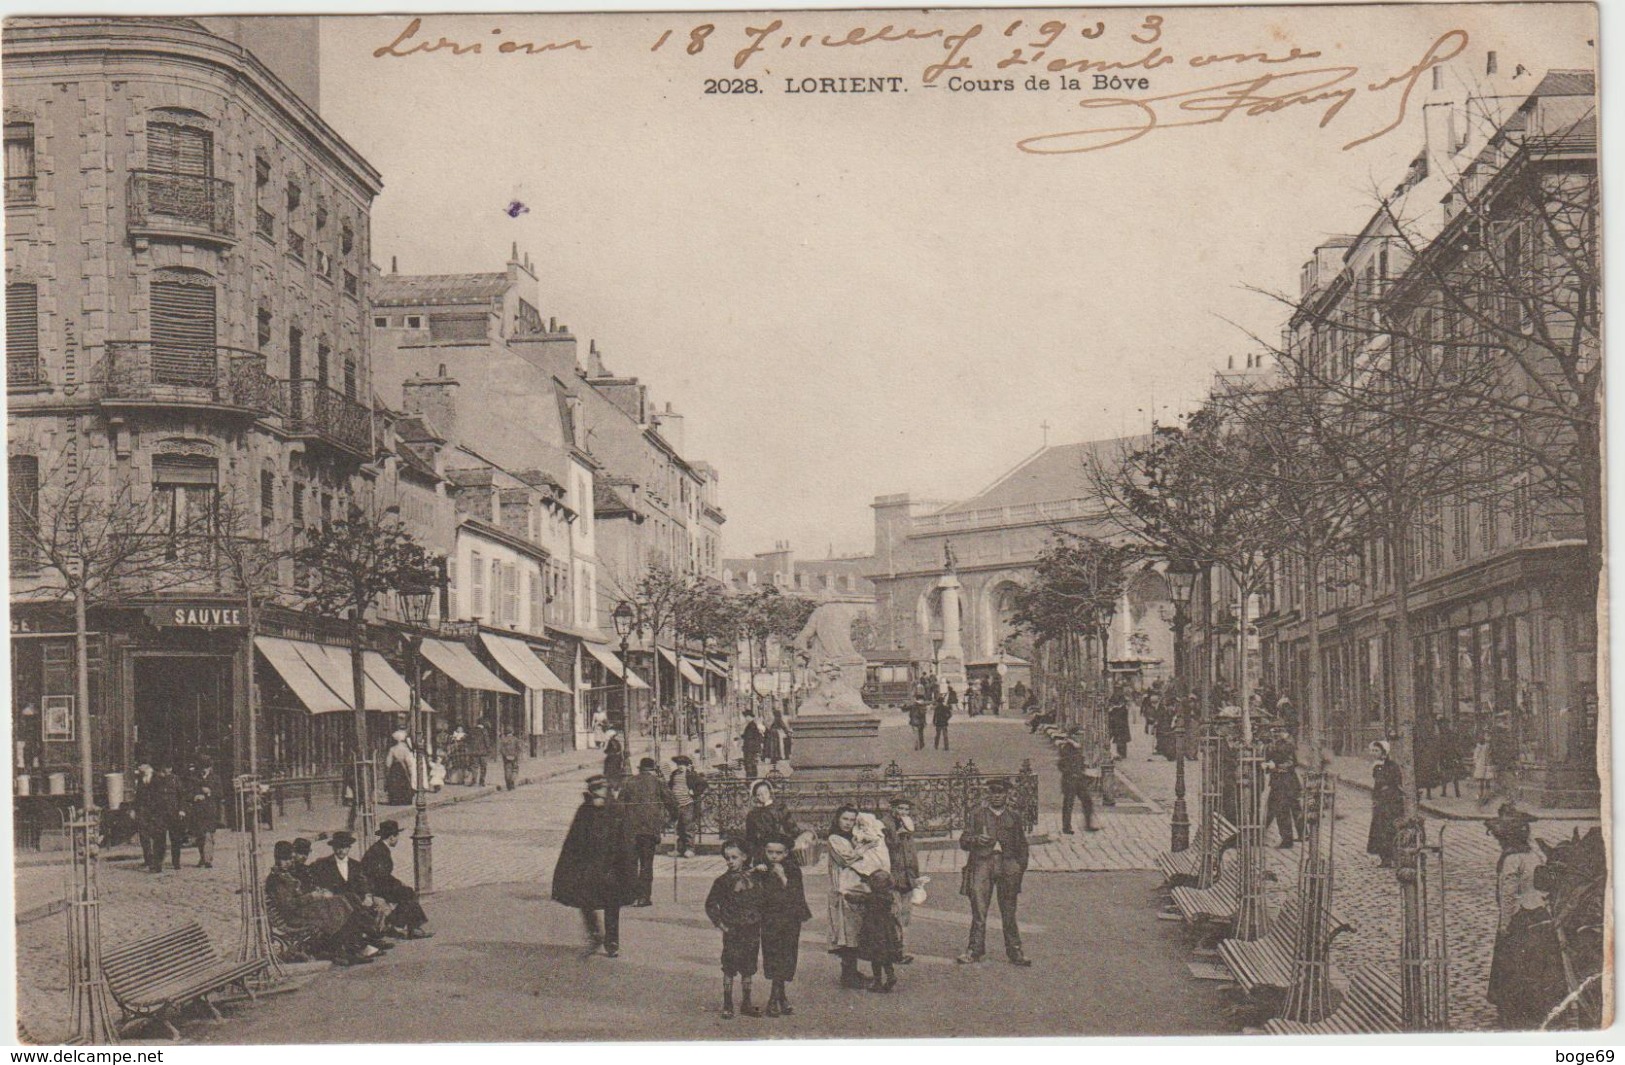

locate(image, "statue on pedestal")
[[794, 603, 871, 717]]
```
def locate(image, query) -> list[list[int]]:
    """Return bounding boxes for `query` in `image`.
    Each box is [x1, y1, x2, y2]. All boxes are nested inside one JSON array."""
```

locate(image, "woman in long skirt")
[[1366, 741, 1405, 867]]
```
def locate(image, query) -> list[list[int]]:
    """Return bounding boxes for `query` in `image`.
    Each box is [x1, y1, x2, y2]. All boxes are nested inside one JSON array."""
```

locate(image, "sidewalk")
[[1326, 754, 1599, 821]]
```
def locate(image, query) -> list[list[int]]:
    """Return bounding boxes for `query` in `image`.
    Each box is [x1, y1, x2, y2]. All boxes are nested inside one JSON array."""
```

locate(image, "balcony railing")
[[5, 176, 37, 207], [127, 171, 235, 241], [909, 497, 1098, 534], [284, 378, 371, 456], [91, 341, 279, 415]]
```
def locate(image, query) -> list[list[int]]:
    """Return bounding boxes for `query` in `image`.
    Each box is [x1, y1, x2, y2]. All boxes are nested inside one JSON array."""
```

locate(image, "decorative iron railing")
[[92, 341, 281, 415], [698, 758, 1039, 842], [127, 170, 235, 239], [283, 378, 371, 456], [5, 175, 37, 206]]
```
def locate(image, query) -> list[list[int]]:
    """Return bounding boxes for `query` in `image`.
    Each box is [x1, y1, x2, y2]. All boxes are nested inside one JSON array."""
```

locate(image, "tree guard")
[[1282, 771, 1341, 1023], [1232, 742, 1270, 942], [234, 776, 284, 986]]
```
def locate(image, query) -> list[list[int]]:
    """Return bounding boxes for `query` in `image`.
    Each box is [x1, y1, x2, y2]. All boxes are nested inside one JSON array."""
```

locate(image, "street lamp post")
[[613, 601, 635, 770], [400, 584, 436, 895], [1166, 559, 1198, 853]]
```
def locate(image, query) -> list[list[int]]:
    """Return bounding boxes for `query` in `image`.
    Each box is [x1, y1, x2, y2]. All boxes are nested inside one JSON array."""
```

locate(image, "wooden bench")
[[1218, 898, 1356, 995], [1263, 963, 1404, 1035], [1171, 864, 1241, 926], [1158, 815, 1237, 886], [103, 921, 268, 1039]]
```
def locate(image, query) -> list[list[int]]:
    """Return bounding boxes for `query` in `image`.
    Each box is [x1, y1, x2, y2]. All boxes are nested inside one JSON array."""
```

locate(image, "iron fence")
[[127, 170, 235, 239]]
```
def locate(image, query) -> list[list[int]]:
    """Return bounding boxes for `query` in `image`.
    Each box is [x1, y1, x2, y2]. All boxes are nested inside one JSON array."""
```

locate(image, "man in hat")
[[552, 774, 638, 957], [1056, 728, 1098, 834], [618, 757, 677, 905], [290, 837, 316, 889], [882, 795, 922, 963], [957, 778, 1032, 966], [499, 727, 526, 791], [1262, 727, 1303, 849], [305, 831, 395, 946], [362, 820, 433, 939], [264, 840, 379, 966], [668, 754, 707, 859]]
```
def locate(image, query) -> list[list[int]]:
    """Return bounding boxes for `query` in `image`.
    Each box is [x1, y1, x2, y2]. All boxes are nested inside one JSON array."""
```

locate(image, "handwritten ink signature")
[[1017, 29, 1467, 155]]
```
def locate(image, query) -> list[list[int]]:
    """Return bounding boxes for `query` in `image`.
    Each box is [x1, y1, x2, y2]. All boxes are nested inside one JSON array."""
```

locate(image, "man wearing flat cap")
[[618, 757, 677, 906], [552, 774, 638, 957], [957, 778, 1032, 966], [1056, 728, 1098, 834]]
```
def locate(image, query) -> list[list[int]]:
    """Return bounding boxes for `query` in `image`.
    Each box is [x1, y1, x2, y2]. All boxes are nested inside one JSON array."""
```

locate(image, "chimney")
[[401, 364, 460, 441], [391, 256, 398, 274], [657, 401, 685, 452], [586, 339, 610, 377]]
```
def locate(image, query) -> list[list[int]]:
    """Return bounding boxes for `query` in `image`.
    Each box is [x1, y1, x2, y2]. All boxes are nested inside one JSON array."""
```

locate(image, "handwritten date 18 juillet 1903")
[[372, 14, 1471, 156]]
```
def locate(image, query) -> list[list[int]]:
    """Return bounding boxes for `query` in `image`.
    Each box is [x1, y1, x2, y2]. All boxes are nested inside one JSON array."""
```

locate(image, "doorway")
[[133, 654, 234, 773]]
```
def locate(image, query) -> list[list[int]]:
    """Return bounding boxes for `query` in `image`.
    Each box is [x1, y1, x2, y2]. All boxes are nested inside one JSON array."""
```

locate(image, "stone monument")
[[789, 602, 882, 778], [935, 541, 968, 695]]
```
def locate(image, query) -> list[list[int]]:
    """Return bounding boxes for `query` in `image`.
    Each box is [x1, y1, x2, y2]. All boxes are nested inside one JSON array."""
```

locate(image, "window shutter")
[[471, 551, 485, 617], [260, 469, 275, 531], [9, 454, 39, 568], [148, 123, 211, 177], [343, 357, 357, 400], [7, 282, 39, 386], [150, 277, 216, 385]]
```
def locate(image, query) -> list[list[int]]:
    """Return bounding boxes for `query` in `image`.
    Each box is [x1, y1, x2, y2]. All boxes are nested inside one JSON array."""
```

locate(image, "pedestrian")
[[290, 837, 316, 889], [856, 869, 902, 993], [264, 840, 379, 966], [880, 796, 920, 963], [908, 700, 928, 750], [185, 755, 223, 868], [139, 762, 186, 872], [551, 774, 638, 958], [447, 725, 469, 786], [619, 757, 677, 906], [499, 727, 525, 791], [1484, 803, 1566, 1029], [468, 722, 492, 787], [1275, 696, 1300, 733], [1473, 726, 1495, 805], [741, 712, 764, 780], [601, 726, 626, 786], [1262, 728, 1302, 849], [130, 761, 166, 873], [744, 779, 807, 861], [1435, 715, 1464, 799], [1366, 741, 1405, 868], [825, 805, 876, 988], [1108, 692, 1131, 760], [966, 685, 980, 717], [706, 840, 764, 1019], [766, 710, 793, 768], [754, 834, 811, 1017], [669, 754, 706, 858], [1056, 729, 1098, 834], [385, 729, 416, 806], [361, 820, 434, 939], [957, 778, 1032, 966], [990, 674, 1003, 716], [306, 832, 391, 941], [932, 695, 952, 751], [1141, 690, 1157, 735]]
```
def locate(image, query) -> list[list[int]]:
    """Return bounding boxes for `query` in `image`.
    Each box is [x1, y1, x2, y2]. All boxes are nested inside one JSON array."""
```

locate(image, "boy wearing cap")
[[705, 840, 764, 1018], [957, 778, 1032, 966], [669, 754, 707, 858]]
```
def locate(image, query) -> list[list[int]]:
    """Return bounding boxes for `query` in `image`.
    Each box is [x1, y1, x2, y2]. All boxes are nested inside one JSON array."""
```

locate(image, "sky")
[[313, 4, 1597, 560]]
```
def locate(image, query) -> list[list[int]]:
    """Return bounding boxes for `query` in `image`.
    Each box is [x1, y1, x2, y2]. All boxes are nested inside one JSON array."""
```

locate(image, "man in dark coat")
[[619, 757, 677, 905], [361, 820, 433, 938], [741, 713, 764, 780], [185, 755, 224, 868], [134, 763, 184, 873], [264, 841, 378, 965], [1057, 729, 1098, 834], [306, 831, 392, 944], [1108, 693, 1131, 759], [467, 723, 493, 787], [908, 700, 928, 750], [881, 796, 921, 964], [552, 774, 638, 957], [932, 695, 952, 750], [957, 778, 1032, 966], [1262, 729, 1303, 849]]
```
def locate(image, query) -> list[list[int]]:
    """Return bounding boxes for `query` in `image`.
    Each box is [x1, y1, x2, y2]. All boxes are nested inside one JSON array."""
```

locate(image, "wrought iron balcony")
[[127, 170, 235, 242], [5, 176, 37, 207], [92, 342, 280, 416], [283, 378, 372, 457]]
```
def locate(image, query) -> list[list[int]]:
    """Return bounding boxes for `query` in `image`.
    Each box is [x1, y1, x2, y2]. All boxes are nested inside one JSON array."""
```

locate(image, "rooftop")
[[939, 435, 1149, 514], [373, 272, 510, 307]]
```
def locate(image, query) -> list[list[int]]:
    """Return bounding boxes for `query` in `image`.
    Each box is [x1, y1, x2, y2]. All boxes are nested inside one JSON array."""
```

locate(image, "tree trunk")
[[1303, 550, 1325, 771], [74, 586, 95, 814], [1236, 577, 1253, 748]]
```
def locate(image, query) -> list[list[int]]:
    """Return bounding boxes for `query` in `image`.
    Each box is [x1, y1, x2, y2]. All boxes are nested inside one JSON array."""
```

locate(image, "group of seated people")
[[264, 819, 434, 967]]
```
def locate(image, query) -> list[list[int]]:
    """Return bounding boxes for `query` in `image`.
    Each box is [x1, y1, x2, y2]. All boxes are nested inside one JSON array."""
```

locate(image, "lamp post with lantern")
[[1165, 558, 1198, 852], [612, 600, 636, 763], [399, 582, 437, 894]]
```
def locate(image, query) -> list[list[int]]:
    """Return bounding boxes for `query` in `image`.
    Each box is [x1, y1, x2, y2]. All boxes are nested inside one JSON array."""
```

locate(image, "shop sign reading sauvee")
[[148, 605, 246, 629]]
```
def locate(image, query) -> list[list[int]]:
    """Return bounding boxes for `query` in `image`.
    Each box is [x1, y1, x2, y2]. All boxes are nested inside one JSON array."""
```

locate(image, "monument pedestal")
[[790, 712, 882, 780]]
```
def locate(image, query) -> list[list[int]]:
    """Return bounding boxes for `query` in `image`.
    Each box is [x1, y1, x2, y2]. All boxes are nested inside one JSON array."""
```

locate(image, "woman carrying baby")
[[826, 805, 891, 989]]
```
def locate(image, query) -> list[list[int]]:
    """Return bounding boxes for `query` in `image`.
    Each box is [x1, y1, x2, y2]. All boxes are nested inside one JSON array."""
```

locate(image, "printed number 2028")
[[704, 79, 761, 94]]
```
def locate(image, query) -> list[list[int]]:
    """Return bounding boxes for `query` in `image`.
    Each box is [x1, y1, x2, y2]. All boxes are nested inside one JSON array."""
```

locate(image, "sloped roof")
[[594, 481, 637, 517], [940, 435, 1149, 513], [1532, 70, 1595, 97], [373, 273, 509, 307]]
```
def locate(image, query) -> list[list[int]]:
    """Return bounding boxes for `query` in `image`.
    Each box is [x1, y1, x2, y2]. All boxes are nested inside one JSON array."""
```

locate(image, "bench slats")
[[101, 921, 268, 1037]]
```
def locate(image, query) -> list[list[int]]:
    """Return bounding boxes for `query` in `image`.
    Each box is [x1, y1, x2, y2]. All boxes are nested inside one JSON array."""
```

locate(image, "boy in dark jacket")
[[754, 835, 811, 1017], [857, 868, 903, 992], [705, 840, 764, 1018]]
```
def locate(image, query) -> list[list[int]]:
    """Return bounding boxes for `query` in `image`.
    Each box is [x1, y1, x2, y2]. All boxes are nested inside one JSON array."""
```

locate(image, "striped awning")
[[480, 633, 570, 694], [421, 638, 518, 694], [585, 643, 650, 690]]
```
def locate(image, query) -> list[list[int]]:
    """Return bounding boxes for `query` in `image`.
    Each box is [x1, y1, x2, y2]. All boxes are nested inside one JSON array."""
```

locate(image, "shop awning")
[[660, 647, 705, 686], [364, 652, 435, 714], [480, 633, 570, 694], [290, 641, 422, 714], [586, 643, 650, 690], [255, 636, 350, 714], [421, 638, 518, 694], [684, 655, 727, 681]]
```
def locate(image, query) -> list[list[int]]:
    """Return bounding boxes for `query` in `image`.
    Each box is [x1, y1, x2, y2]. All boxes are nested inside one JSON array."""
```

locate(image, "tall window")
[[470, 551, 486, 618], [5, 121, 36, 204], [147, 121, 212, 178], [9, 454, 39, 570], [292, 483, 305, 528], [152, 455, 218, 561], [288, 325, 303, 380], [259, 469, 275, 532], [343, 357, 357, 400], [316, 339, 330, 386], [150, 270, 216, 385], [256, 307, 272, 351], [7, 282, 39, 387], [502, 563, 519, 628]]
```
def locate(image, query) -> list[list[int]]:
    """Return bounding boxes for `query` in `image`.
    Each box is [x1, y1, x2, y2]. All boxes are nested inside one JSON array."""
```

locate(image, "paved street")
[[14, 710, 1599, 1041]]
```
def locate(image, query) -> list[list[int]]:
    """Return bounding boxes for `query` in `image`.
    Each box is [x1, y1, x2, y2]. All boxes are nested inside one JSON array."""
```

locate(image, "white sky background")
[[315, 5, 1597, 559]]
